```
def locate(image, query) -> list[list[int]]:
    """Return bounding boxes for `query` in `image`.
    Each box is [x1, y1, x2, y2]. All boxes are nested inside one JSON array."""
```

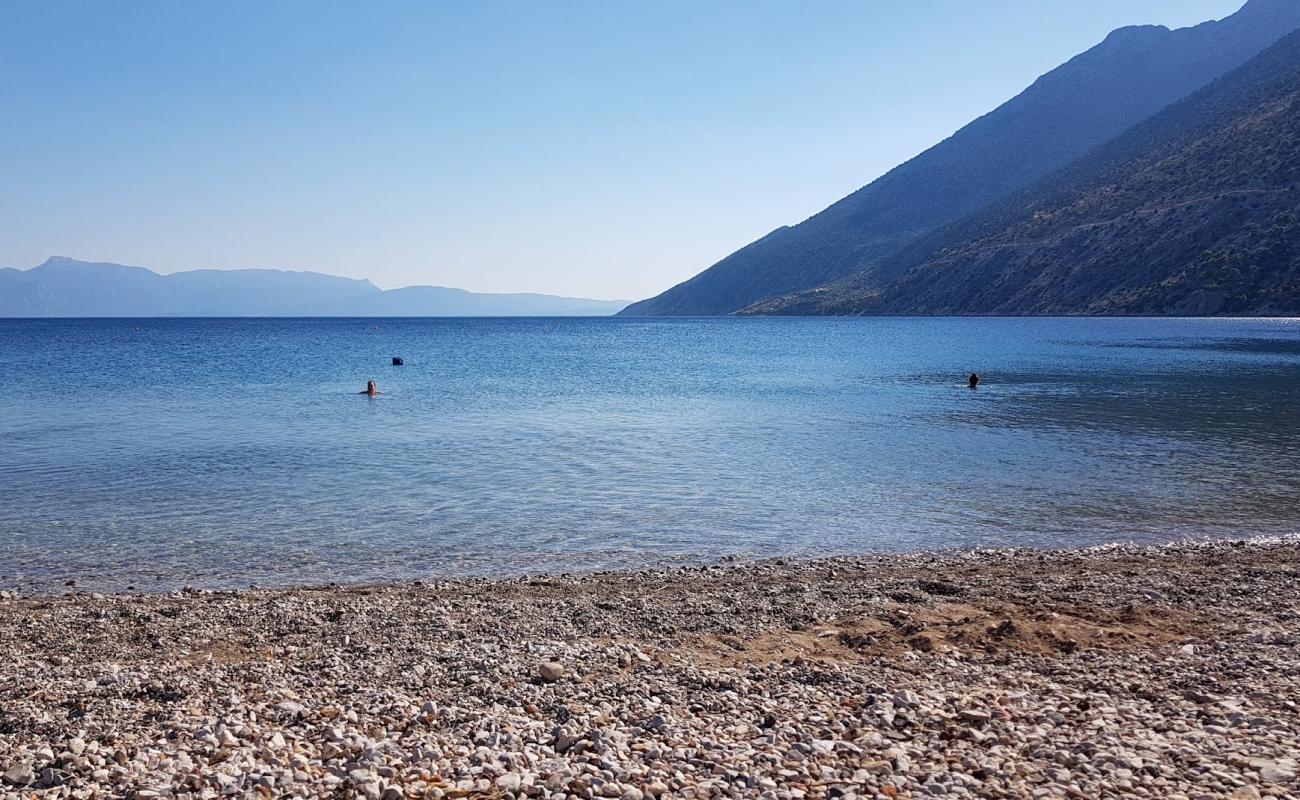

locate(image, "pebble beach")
[[2, 537, 1299, 799]]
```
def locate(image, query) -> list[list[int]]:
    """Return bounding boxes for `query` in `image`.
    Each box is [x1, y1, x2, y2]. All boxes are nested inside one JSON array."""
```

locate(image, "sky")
[[0, 1, 1244, 300]]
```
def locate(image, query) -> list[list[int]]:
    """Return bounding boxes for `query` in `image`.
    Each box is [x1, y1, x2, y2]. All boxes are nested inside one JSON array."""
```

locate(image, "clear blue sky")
[[0, 0, 1243, 300]]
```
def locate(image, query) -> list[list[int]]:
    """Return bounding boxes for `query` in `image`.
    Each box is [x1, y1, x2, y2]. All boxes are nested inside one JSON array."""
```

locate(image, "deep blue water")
[[1, 316, 1298, 592]]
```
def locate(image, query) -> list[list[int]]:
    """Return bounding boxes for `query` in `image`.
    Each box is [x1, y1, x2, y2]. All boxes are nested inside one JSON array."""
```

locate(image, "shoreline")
[[2, 537, 1298, 798], [10, 532, 1300, 600]]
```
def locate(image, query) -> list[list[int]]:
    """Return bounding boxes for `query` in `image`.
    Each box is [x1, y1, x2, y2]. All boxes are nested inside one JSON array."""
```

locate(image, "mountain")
[[745, 26, 1300, 316], [621, 0, 1300, 316], [0, 258, 628, 317]]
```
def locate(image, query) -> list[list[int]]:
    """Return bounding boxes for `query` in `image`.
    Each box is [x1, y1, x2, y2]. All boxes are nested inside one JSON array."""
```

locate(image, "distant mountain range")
[[0, 258, 629, 317], [622, 0, 1300, 316]]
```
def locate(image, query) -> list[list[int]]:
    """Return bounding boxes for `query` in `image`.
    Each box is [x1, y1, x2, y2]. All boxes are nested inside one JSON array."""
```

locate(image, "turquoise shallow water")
[[1, 316, 1298, 591]]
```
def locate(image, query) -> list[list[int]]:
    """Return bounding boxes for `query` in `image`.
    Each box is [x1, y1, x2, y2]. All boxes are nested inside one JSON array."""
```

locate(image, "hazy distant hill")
[[621, 0, 1300, 316], [0, 258, 628, 317], [745, 27, 1300, 316]]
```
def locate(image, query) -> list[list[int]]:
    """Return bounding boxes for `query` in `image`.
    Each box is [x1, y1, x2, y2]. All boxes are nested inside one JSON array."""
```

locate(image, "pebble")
[[2, 764, 34, 787], [0, 536, 1296, 800], [538, 661, 566, 682], [1258, 761, 1296, 784]]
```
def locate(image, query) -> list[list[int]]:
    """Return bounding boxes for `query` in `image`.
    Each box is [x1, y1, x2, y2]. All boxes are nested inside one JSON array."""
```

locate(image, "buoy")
[[392, 356, 404, 366]]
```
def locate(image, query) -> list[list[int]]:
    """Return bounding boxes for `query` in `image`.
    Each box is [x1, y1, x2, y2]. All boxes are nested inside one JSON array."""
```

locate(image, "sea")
[[1, 316, 1298, 592]]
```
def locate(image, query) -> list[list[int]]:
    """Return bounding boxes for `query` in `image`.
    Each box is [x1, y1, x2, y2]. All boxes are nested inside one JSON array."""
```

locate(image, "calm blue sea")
[[1, 317, 1298, 591]]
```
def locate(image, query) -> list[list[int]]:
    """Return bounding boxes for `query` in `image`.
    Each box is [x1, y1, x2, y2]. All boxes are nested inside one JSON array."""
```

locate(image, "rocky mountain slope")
[[746, 26, 1300, 316], [622, 0, 1300, 316]]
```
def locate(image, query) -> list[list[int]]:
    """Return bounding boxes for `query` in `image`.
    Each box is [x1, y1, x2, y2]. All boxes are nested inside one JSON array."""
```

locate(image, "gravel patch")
[[2, 537, 1298, 798]]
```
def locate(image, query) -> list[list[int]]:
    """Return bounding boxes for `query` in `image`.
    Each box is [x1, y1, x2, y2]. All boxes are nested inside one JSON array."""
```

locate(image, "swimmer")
[[968, 372, 980, 389], [359, 380, 382, 396]]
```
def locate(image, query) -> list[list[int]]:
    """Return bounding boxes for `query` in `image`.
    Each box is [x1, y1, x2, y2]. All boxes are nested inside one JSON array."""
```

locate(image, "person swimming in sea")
[[360, 380, 382, 396], [968, 372, 980, 389]]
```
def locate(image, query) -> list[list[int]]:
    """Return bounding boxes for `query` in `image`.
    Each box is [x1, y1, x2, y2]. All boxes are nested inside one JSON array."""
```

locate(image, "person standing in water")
[[360, 380, 382, 396], [968, 372, 980, 389]]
